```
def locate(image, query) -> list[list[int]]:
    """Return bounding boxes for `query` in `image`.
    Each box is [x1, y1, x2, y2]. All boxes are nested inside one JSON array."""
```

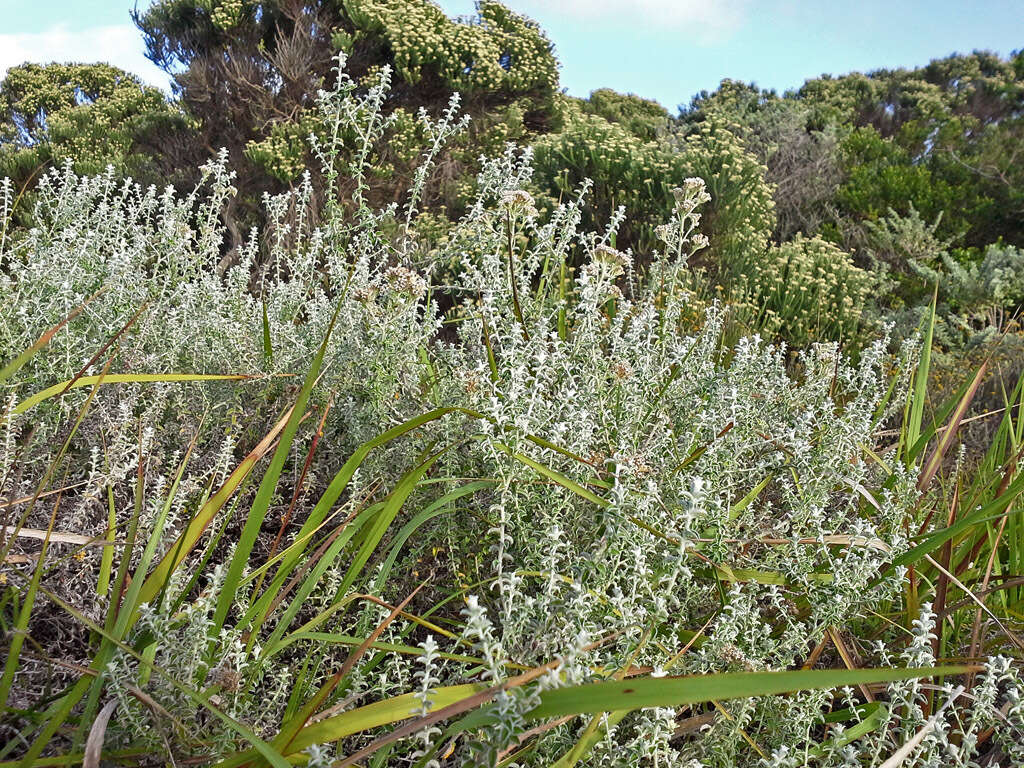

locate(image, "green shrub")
[[734, 234, 873, 347], [671, 119, 776, 280]]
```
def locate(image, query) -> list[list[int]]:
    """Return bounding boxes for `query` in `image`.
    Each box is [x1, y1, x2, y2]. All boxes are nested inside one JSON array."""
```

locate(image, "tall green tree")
[[132, 0, 561, 245]]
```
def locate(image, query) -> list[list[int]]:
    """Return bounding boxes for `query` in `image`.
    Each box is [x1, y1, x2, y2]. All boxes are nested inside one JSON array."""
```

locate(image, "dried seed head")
[[591, 243, 630, 271], [210, 665, 241, 693], [499, 189, 538, 218], [383, 265, 427, 299]]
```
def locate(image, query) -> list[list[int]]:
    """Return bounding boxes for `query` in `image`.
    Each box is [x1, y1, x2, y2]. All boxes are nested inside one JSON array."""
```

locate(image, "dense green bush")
[[734, 234, 873, 347], [0, 63, 193, 208], [531, 101, 678, 253], [681, 51, 1023, 354], [129, 0, 562, 247], [669, 119, 776, 280]]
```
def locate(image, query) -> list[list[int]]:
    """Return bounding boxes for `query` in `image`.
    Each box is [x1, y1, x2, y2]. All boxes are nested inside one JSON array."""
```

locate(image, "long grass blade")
[[0, 290, 103, 386], [12, 373, 253, 416]]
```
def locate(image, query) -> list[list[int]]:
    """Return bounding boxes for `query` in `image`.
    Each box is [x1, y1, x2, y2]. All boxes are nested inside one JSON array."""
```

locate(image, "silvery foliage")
[[2, 57, 1021, 766], [771, 607, 1024, 768]]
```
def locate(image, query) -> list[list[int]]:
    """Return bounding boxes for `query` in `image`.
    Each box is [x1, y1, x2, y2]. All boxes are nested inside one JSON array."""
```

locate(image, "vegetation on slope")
[[0, 3, 1023, 766]]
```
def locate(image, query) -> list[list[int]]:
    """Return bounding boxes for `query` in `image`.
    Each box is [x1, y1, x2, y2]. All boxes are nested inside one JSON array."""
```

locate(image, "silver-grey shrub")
[[1, 58, 1020, 767]]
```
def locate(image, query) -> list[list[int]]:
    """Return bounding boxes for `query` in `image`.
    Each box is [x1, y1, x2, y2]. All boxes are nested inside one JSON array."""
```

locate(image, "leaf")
[[372, 480, 496, 593], [213, 685, 486, 768], [33, 584, 291, 768], [211, 297, 337, 640], [1, 525, 114, 547], [493, 442, 606, 507], [11, 373, 253, 416], [327, 665, 967, 768], [809, 702, 888, 758], [904, 287, 936, 460], [134, 405, 292, 609], [0, 290, 102, 386], [729, 474, 772, 521], [918, 361, 987, 491], [884, 468, 1024, 576], [239, 407, 468, 640], [525, 666, 969, 719], [82, 700, 118, 768]]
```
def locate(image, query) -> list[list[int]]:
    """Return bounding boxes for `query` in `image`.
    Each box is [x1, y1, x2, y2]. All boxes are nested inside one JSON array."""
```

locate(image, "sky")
[[1, 0, 1022, 111]]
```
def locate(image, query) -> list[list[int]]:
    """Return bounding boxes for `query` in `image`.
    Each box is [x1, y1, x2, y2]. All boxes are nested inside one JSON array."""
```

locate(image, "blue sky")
[[1, 0, 1021, 111]]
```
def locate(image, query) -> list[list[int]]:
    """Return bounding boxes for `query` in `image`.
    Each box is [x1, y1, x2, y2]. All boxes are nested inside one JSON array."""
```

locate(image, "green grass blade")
[[493, 442, 606, 507], [526, 666, 969, 719], [0, 291, 101, 386], [242, 408, 464, 630], [372, 480, 496, 593], [729, 474, 772, 521], [213, 684, 486, 768], [11, 373, 253, 416], [134, 406, 292, 608], [918, 361, 987, 491], [886, 469, 1024, 576], [905, 287, 937, 459], [31, 584, 291, 768]]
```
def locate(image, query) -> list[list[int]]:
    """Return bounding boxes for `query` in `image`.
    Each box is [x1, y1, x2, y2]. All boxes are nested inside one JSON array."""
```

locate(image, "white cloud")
[[508, 0, 750, 40], [0, 23, 172, 91]]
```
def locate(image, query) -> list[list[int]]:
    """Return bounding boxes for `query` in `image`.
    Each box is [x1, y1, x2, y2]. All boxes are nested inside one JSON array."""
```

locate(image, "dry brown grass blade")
[[968, 514, 1010, 690], [259, 398, 333, 595], [255, 511, 355, 624], [3, 525, 117, 547], [57, 301, 150, 399], [801, 634, 829, 671], [827, 627, 874, 703], [339, 580, 428, 680], [674, 712, 716, 738], [83, 699, 119, 768], [496, 715, 576, 762], [662, 614, 715, 671], [709, 700, 766, 758], [0, 288, 105, 388], [939, 576, 1024, 616], [919, 361, 987, 491], [135, 404, 296, 608], [689, 534, 890, 553], [924, 553, 1024, 653], [932, 482, 960, 661], [275, 582, 429, 757], [126, 687, 183, 768], [0, 482, 88, 510], [878, 686, 965, 768]]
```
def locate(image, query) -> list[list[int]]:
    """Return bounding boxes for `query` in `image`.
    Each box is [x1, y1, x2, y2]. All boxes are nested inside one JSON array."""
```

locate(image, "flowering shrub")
[[0, 62, 191, 189], [734, 234, 874, 348], [531, 107, 775, 270], [344, 0, 558, 95], [2, 57, 1022, 767], [669, 119, 776, 281]]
